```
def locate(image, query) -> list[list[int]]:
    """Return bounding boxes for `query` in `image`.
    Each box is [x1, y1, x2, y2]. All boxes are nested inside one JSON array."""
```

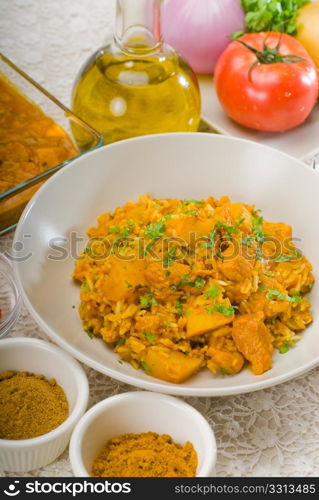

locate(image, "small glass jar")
[[0, 253, 20, 338]]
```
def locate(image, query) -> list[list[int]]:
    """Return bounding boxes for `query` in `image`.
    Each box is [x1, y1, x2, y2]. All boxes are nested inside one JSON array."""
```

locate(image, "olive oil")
[[71, 0, 200, 146]]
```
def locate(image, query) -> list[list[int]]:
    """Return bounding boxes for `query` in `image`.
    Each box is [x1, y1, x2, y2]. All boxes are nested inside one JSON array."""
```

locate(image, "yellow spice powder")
[[91, 431, 198, 477], [0, 370, 69, 440]]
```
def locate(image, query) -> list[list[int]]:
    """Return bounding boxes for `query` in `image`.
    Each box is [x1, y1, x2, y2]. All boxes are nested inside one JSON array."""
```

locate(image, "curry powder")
[[0, 371, 69, 440], [91, 431, 198, 477]]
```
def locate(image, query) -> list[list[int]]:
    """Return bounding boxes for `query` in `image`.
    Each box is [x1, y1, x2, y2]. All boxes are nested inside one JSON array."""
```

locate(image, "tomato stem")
[[237, 35, 305, 81]]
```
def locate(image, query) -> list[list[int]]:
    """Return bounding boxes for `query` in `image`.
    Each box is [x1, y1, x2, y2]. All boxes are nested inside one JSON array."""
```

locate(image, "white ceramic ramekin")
[[70, 391, 217, 477], [0, 337, 89, 473]]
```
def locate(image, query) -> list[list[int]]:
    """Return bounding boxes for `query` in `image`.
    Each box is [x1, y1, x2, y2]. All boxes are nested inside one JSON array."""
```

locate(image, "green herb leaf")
[[252, 215, 265, 243], [85, 326, 94, 339], [184, 210, 198, 216], [144, 331, 156, 343], [204, 286, 220, 299], [145, 220, 166, 239], [206, 305, 236, 317], [183, 199, 204, 205], [163, 247, 177, 267], [215, 221, 239, 239], [82, 281, 90, 293], [274, 254, 294, 263], [139, 292, 158, 309], [124, 280, 132, 288], [194, 277, 206, 289], [267, 288, 302, 304], [109, 226, 120, 234], [241, 235, 255, 247], [116, 337, 125, 346], [175, 296, 186, 315], [240, 0, 310, 36], [220, 368, 227, 376], [140, 361, 152, 372]]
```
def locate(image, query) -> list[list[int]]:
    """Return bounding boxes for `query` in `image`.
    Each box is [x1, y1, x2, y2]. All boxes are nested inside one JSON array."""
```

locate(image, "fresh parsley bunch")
[[241, 0, 310, 35]]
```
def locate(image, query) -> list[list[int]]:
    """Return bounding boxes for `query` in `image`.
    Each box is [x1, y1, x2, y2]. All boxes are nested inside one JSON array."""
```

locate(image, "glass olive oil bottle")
[[72, 0, 201, 146]]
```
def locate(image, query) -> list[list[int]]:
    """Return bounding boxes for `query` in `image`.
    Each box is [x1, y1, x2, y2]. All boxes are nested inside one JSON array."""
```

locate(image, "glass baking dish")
[[0, 53, 104, 235]]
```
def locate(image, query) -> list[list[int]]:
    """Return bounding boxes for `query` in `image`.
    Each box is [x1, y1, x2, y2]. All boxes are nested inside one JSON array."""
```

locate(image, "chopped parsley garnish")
[[175, 274, 206, 289], [164, 214, 173, 220], [144, 331, 156, 343], [175, 296, 186, 315], [127, 220, 135, 227], [263, 272, 276, 278], [241, 235, 255, 247], [109, 226, 120, 234], [94, 274, 100, 281], [206, 304, 236, 316], [183, 199, 204, 205], [82, 281, 90, 293], [144, 240, 157, 256], [116, 337, 125, 346], [165, 270, 171, 278], [274, 254, 294, 263], [140, 361, 152, 372], [118, 359, 123, 365], [139, 292, 158, 308], [220, 368, 227, 376], [267, 289, 302, 304], [184, 210, 198, 216], [202, 229, 216, 249], [124, 280, 132, 288], [215, 222, 239, 239], [163, 247, 177, 267], [165, 320, 171, 327], [194, 277, 206, 289], [121, 226, 131, 238], [204, 286, 220, 299], [145, 220, 166, 239], [72, 305, 75, 309], [251, 215, 265, 243], [235, 216, 245, 227], [85, 326, 94, 339]]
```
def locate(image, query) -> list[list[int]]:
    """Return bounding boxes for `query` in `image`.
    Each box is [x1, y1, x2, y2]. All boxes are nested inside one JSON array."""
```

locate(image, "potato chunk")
[[186, 302, 234, 338], [101, 258, 145, 302], [143, 347, 202, 383]]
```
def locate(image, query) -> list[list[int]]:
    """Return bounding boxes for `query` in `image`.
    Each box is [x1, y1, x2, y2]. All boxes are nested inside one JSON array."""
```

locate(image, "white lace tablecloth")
[[2, 0, 319, 478]]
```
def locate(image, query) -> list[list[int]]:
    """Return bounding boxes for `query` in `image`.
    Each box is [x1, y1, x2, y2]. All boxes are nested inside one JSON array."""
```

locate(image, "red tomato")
[[214, 32, 318, 132]]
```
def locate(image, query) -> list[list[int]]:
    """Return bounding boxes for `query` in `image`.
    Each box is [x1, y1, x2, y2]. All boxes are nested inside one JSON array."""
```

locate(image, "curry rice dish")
[[73, 195, 314, 383]]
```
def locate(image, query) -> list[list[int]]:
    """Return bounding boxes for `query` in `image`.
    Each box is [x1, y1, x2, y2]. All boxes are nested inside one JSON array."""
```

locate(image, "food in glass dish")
[[0, 75, 78, 230], [73, 195, 314, 383]]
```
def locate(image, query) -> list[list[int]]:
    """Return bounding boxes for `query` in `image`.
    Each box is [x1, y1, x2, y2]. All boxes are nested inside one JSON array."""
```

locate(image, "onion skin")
[[162, 0, 245, 75]]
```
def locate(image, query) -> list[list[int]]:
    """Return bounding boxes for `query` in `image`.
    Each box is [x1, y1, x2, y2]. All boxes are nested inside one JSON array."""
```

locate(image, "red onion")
[[162, 0, 245, 74]]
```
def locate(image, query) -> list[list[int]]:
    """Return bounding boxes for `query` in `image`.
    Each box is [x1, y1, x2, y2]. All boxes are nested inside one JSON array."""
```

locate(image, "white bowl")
[[0, 337, 89, 472], [13, 133, 319, 396], [69, 391, 216, 477]]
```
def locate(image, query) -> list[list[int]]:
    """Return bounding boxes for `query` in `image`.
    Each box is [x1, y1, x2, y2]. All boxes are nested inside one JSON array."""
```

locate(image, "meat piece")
[[217, 249, 254, 283], [232, 311, 273, 375]]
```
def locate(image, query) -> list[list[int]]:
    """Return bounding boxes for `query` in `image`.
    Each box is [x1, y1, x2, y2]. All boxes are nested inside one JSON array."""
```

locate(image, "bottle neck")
[[114, 0, 162, 53]]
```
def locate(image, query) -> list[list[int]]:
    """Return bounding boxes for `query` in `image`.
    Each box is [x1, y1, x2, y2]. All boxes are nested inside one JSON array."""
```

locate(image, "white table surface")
[[1, 0, 319, 478]]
